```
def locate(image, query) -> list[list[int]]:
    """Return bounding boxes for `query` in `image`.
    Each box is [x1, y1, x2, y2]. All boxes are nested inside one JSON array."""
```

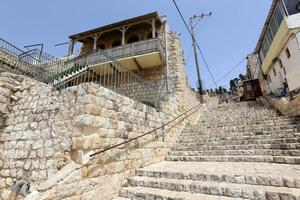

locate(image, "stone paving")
[[114, 100, 300, 199]]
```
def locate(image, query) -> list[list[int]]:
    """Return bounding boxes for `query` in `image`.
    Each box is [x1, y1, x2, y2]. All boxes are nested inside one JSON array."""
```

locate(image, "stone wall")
[[0, 73, 24, 129], [0, 72, 200, 200], [260, 95, 300, 117], [0, 73, 81, 199]]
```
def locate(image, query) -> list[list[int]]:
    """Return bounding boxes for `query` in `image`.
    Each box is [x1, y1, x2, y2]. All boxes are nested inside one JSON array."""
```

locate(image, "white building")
[[253, 0, 300, 96]]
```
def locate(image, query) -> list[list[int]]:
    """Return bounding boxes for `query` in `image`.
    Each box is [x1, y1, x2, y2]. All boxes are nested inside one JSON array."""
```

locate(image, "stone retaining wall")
[[260, 96, 300, 117], [0, 71, 200, 199]]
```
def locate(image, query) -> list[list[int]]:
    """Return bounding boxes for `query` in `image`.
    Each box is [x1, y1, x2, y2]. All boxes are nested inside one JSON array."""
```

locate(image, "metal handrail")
[[90, 103, 201, 157], [59, 50, 160, 107], [0, 38, 40, 64]]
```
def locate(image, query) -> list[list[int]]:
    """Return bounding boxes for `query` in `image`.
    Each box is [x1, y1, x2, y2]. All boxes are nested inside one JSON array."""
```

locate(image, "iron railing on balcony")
[[71, 38, 165, 67], [0, 37, 164, 108], [0, 38, 45, 78], [40, 38, 165, 85], [50, 48, 161, 107]]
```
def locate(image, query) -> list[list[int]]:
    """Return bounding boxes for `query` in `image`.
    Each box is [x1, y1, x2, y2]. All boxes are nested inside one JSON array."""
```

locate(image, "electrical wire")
[[205, 57, 246, 89], [171, 0, 218, 87]]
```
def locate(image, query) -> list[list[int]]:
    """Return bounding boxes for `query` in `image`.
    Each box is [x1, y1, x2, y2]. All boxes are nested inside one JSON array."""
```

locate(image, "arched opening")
[[112, 40, 121, 47], [127, 35, 139, 44], [147, 32, 158, 39], [97, 44, 106, 50]]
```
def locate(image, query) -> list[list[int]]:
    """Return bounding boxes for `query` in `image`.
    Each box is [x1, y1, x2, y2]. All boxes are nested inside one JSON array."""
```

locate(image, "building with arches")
[[68, 12, 166, 71]]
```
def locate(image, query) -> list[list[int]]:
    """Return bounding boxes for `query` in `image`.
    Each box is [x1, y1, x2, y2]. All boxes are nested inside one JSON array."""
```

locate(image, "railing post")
[[68, 39, 75, 58]]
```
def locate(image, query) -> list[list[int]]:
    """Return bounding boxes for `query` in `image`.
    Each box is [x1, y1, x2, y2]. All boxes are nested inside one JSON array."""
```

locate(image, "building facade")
[[254, 0, 300, 96]]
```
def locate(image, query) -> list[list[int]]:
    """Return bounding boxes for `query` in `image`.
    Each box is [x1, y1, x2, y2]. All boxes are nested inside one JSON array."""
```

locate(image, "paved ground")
[[140, 161, 300, 179]]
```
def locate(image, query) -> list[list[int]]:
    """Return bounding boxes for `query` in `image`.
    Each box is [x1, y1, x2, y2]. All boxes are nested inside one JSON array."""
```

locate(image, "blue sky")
[[0, 0, 272, 89]]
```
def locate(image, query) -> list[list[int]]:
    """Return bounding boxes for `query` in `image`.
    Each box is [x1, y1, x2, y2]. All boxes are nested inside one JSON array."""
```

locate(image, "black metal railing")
[[50, 48, 161, 107], [0, 37, 165, 108]]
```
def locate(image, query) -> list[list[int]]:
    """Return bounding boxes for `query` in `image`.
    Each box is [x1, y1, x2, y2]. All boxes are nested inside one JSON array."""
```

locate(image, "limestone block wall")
[[0, 73, 23, 129], [260, 96, 300, 117], [0, 71, 200, 200], [0, 73, 82, 199], [22, 87, 200, 200]]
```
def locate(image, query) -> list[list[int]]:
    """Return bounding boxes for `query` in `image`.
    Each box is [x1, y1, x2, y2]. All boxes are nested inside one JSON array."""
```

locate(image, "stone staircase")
[[113, 100, 300, 199]]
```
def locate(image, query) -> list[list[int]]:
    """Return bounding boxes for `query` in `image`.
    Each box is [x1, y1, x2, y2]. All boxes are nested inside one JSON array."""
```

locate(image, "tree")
[[239, 74, 246, 81], [215, 88, 219, 94], [230, 79, 236, 91]]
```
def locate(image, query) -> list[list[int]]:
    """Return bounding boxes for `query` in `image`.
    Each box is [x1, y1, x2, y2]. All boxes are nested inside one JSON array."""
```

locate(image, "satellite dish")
[[297, 2, 300, 11]]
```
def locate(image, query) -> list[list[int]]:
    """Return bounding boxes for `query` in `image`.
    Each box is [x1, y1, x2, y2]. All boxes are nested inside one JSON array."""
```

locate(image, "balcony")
[[68, 38, 165, 72]]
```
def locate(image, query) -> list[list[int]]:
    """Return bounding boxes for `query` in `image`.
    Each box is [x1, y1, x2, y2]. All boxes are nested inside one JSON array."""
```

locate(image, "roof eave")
[[254, 0, 278, 53], [69, 12, 161, 40]]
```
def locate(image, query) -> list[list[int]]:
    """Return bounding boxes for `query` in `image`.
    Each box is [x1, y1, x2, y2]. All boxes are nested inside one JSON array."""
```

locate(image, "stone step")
[[182, 125, 299, 133], [189, 121, 300, 129], [184, 130, 300, 136], [135, 161, 300, 189], [195, 118, 300, 127], [168, 149, 300, 156], [119, 186, 240, 200], [127, 176, 300, 199], [198, 113, 284, 119], [175, 137, 300, 146], [165, 155, 300, 164], [182, 127, 300, 135], [179, 132, 298, 141], [172, 143, 300, 151], [112, 197, 131, 200]]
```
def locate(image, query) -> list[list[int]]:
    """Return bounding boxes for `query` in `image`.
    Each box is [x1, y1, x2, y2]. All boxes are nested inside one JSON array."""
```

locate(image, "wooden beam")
[[133, 58, 143, 72]]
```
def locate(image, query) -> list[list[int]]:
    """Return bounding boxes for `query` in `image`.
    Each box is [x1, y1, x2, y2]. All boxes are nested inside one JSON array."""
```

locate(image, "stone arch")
[[112, 40, 121, 47], [147, 32, 158, 39], [97, 44, 106, 50]]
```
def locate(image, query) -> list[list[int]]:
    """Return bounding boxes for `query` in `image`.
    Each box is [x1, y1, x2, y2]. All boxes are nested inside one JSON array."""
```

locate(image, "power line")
[[171, 0, 218, 87], [185, 45, 193, 66], [215, 57, 246, 83], [206, 57, 246, 89]]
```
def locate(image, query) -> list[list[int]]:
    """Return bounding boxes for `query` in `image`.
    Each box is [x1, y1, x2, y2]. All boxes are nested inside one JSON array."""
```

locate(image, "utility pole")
[[189, 12, 212, 103]]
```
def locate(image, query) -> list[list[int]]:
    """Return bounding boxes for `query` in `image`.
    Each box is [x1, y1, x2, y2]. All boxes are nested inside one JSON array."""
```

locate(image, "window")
[[279, 59, 284, 69], [279, 59, 287, 75], [258, 1, 287, 63], [283, 0, 300, 15], [273, 68, 277, 76], [285, 48, 291, 58], [112, 40, 121, 47], [268, 75, 272, 83], [274, 3, 285, 27]]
